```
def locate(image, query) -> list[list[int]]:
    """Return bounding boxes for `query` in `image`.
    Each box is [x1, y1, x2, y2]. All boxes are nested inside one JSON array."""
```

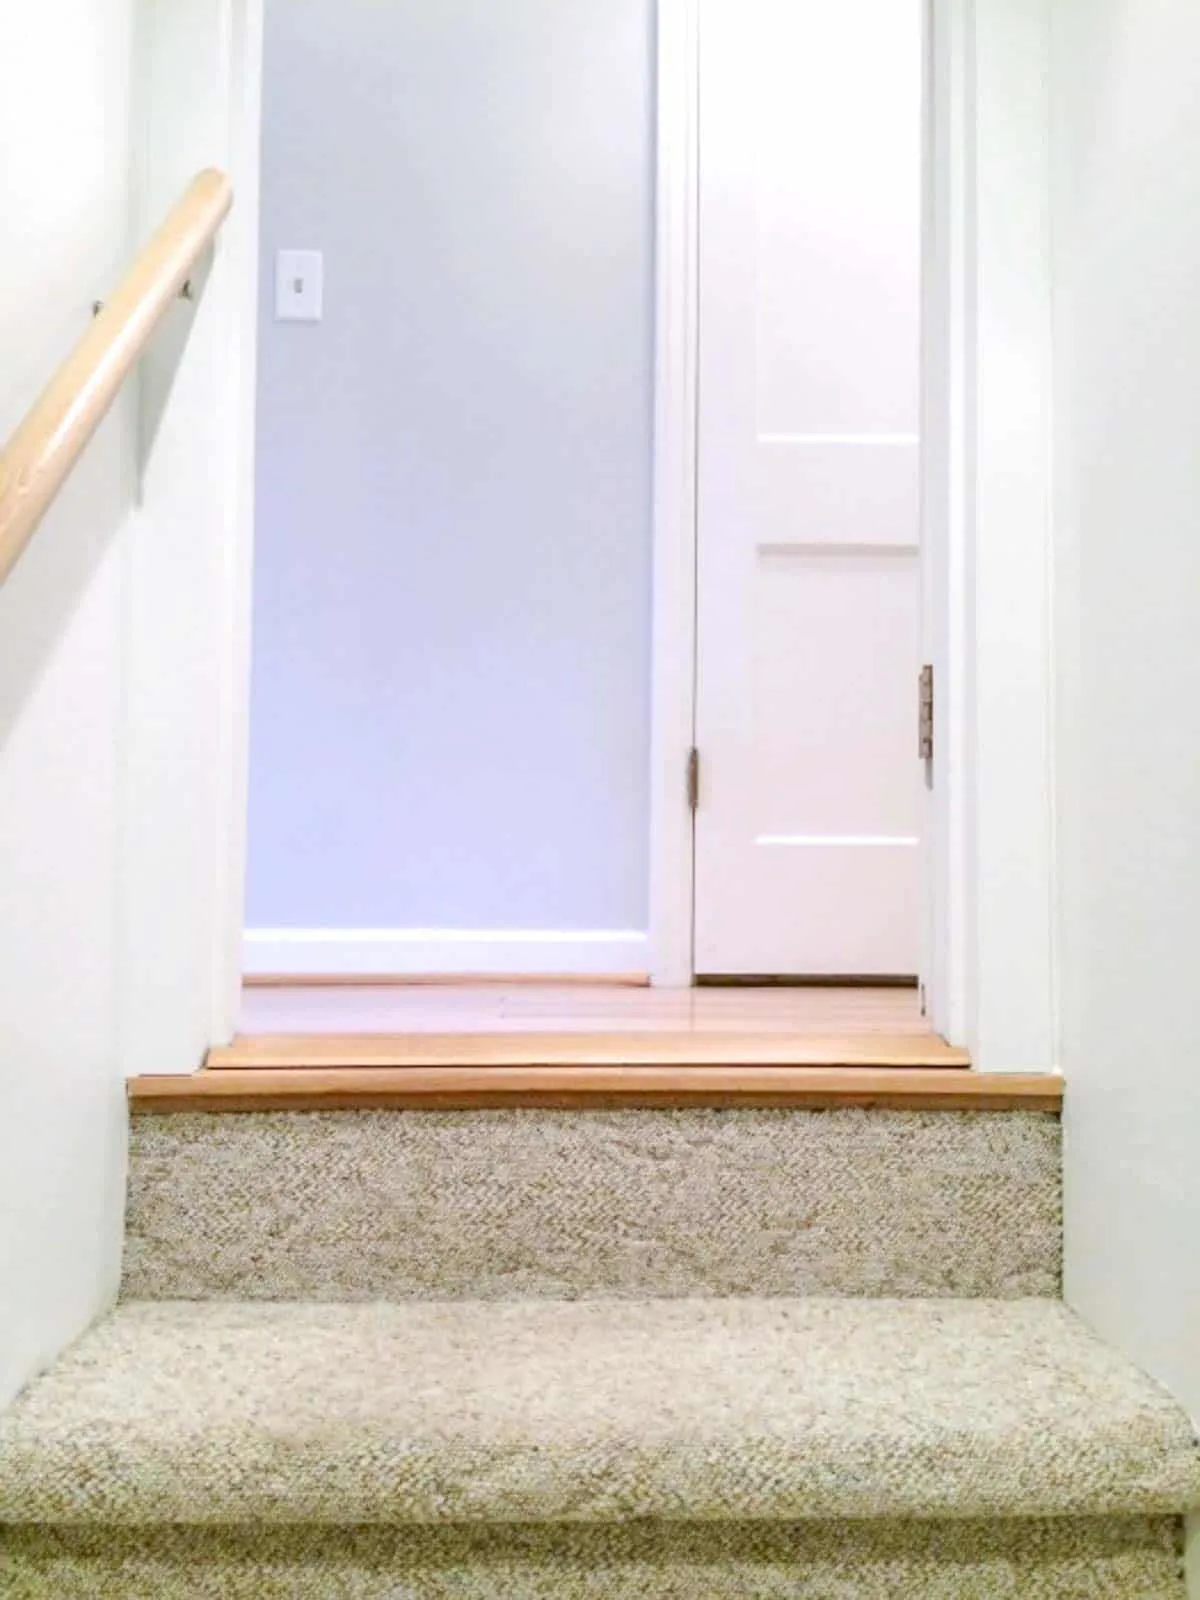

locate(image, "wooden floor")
[[116, 982, 1074, 1112], [239, 980, 930, 1038], [210, 982, 969, 1071]]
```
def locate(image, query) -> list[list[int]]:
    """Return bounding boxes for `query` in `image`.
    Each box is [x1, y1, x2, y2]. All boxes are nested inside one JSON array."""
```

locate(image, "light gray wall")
[[1052, 0, 1200, 1422], [247, 0, 655, 933]]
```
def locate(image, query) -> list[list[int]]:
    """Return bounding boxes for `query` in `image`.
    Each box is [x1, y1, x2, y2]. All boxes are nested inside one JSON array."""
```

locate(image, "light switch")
[[275, 249, 323, 322]]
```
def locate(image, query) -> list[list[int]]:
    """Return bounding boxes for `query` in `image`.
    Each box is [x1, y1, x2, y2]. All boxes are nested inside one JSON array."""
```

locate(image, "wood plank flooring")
[[206, 982, 969, 1072], [236, 981, 938, 1036], [210, 1032, 966, 1071], [121, 983, 1071, 1111], [129, 981, 1040, 1111]]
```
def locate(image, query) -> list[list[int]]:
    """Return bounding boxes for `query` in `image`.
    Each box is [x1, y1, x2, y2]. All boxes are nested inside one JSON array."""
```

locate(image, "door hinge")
[[918, 664, 934, 762], [687, 746, 700, 811]]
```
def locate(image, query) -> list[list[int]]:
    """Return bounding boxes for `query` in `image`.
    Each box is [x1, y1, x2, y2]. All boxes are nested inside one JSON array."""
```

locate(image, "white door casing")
[[648, 0, 701, 989], [690, 0, 924, 977]]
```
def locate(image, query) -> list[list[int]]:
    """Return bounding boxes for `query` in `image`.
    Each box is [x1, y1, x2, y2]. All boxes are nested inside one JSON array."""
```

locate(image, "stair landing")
[[125, 982, 1069, 1112], [212, 980, 968, 1069]]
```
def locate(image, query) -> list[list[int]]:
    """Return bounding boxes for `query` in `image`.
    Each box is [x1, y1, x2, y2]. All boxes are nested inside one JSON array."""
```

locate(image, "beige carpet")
[[2, 1299, 1196, 1528], [0, 1516, 1188, 1597], [10, 1108, 1199, 1597], [122, 1109, 1061, 1301]]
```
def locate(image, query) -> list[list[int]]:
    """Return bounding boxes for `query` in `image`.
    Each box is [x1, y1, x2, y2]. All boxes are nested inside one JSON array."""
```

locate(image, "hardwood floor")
[[238, 980, 932, 1038], [206, 982, 969, 1072], [126, 986, 1066, 1113]]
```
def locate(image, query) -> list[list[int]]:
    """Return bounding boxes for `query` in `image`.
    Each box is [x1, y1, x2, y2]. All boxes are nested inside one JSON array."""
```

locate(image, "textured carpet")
[[2, 1299, 1196, 1528], [0, 1517, 1188, 1597], [121, 1109, 1061, 1301]]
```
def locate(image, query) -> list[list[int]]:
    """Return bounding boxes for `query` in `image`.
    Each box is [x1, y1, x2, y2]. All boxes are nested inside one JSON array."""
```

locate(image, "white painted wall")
[[0, 0, 136, 1404], [123, 0, 264, 1069], [923, 0, 1057, 1069], [247, 0, 655, 957], [0, 0, 262, 1404], [968, 0, 1057, 1072], [1052, 0, 1200, 1428]]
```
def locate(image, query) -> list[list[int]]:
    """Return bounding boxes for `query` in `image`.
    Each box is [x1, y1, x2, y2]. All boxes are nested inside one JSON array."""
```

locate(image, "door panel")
[[694, 0, 922, 976]]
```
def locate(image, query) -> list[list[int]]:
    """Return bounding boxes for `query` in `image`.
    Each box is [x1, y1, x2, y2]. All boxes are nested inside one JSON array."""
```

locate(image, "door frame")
[[647, 0, 1057, 1069], [647, 0, 701, 990], [161, 0, 1056, 1068]]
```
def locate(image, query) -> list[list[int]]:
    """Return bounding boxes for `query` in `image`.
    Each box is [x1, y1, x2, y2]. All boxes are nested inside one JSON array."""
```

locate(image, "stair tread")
[[1, 1298, 1196, 1527]]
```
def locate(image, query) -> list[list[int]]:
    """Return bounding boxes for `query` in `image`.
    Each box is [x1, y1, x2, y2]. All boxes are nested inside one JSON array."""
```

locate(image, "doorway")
[[243, 0, 926, 991], [132, 0, 1059, 1074]]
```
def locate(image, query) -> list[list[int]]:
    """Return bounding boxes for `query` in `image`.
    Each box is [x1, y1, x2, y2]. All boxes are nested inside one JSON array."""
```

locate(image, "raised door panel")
[[695, 0, 922, 976]]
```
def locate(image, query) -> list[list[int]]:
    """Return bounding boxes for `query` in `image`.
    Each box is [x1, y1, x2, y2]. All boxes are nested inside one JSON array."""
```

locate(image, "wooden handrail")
[[0, 169, 233, 587]]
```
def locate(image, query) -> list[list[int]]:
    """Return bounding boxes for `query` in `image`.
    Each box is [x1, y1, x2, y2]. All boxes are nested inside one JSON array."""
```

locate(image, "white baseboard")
[[243, 928, 650, 980]]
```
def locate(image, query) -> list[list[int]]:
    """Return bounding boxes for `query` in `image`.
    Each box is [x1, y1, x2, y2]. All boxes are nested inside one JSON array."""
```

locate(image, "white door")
[[693, 0, 923, 978]]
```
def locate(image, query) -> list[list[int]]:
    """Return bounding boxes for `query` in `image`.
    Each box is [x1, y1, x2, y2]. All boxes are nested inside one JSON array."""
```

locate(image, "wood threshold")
[[130, 1066, 1061, 1113], [207, 1031, 970, 1071]]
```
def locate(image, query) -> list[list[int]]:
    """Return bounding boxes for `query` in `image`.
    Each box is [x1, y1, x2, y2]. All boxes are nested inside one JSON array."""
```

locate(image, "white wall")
[[0, 0, 260, 1400], [122, 0, 264, 1069], [0, 0, 136, 1404], [247, 0, 655, 958], [968, 0, 1057, 1072], [922, 0, 1057, 1070], [1052, 0, 1200, 1425]]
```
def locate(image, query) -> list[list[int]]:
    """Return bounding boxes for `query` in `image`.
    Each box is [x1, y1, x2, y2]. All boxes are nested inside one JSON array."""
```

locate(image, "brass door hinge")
[[687, 747, 700, 811], [918, 664, 934, 762]]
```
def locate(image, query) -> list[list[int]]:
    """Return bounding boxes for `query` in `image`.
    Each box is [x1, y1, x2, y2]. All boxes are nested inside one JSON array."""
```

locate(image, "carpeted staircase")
[[1, 1105, 1197, 1595]]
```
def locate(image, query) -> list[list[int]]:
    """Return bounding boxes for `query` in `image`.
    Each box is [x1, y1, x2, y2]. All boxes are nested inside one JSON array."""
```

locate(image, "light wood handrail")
[[0, 168, 233, 587]]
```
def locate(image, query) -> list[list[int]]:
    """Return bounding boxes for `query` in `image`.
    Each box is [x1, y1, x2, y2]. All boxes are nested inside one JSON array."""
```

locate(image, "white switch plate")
[[275, 248, 323, 322]]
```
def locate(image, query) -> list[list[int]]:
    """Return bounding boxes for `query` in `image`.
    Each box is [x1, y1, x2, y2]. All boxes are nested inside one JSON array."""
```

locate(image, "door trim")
[[647, 0, 700, 987], [921, 0, 972, 1043]]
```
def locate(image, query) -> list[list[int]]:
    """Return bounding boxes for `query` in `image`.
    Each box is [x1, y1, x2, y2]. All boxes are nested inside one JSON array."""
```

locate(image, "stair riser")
[[2, 1518, 1185, 1598], [122, 1108, 1061, 1301]]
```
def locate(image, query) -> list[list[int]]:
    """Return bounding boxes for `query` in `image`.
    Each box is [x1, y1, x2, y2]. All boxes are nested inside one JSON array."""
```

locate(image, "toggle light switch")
[[275, 249, 324, 322]]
